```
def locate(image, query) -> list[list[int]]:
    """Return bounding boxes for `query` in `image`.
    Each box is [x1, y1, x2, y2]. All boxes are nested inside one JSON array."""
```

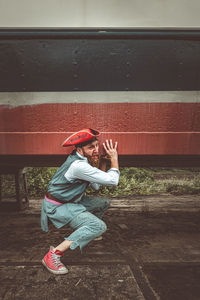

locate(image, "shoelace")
[[51, 251, 64, 268]]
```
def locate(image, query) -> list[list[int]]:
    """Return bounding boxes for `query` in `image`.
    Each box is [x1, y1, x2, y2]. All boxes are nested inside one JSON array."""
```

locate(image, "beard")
[[82, 150, 100, 168]]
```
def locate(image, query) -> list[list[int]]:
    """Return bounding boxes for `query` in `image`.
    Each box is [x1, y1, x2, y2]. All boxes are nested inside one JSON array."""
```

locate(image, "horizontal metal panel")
[[0, 103, 199, 132], [1, 29, 200, 39], [0, 154, 199, 168], [0, 29, 200, 91], [0, 132, 199, 155]]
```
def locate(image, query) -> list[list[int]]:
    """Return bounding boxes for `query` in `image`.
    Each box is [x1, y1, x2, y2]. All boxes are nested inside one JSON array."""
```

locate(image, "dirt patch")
[[1, 196, 200, 299]]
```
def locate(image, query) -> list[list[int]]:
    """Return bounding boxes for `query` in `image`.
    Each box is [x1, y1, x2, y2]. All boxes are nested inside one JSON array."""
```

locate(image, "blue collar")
[[76, 151, 88, 162]]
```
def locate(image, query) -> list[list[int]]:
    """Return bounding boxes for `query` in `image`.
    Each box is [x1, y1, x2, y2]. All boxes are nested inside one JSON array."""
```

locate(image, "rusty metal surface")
[[0, 103, 199, 132], [0, 132, 200, 155], [0, 29, 200, 166], [0, 103, 199, 162]]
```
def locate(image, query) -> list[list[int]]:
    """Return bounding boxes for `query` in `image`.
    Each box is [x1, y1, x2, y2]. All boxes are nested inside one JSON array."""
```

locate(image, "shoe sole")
[[42, 259, 68, 275]]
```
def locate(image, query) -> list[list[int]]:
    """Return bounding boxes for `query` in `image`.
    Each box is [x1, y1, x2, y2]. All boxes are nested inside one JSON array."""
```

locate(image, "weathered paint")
[[0, 91, 200, 107], [0, 103, 199, 133], [0, 29, 200, 166], [0, 103, 199, 157], [0, 132, 199, 156]]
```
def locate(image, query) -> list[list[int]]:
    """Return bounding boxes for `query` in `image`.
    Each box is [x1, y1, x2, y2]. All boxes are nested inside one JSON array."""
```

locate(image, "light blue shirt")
[[64, 152, 120, 190]]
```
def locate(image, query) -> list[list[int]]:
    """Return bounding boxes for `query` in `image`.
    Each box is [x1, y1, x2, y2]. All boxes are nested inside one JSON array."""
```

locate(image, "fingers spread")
[[103, 140, 118, 153]]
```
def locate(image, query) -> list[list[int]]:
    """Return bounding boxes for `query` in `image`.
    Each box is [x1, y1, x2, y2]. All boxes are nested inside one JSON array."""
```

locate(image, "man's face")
[[78, 140, 100, 167]]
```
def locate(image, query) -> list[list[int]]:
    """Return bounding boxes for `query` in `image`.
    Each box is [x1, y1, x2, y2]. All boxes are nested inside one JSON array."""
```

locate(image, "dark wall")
[[0, 29, 200, 92]]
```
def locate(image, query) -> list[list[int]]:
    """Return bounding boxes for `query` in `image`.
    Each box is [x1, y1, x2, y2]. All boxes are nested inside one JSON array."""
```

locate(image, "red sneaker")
[[42, 246, 68, 275]]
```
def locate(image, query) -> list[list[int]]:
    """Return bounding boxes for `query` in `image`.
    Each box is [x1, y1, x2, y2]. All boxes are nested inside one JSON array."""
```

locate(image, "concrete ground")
[[0, 195, 200, 300]]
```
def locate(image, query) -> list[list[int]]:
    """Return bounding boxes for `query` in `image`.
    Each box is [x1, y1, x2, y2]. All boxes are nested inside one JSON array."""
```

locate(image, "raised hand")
[[102, 139, 119, 170], [103, 139, 118, 159]]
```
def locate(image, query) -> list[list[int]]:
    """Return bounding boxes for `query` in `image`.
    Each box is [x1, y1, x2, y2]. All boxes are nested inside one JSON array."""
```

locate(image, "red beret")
[[62, 128, 100, 147]]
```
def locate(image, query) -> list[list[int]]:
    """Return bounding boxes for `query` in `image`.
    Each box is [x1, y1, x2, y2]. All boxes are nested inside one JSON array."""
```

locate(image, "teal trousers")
[[66, 196, 110, 251]]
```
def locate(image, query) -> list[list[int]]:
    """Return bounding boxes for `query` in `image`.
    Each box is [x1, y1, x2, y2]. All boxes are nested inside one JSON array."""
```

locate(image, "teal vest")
[[47, 152, 89, 203]]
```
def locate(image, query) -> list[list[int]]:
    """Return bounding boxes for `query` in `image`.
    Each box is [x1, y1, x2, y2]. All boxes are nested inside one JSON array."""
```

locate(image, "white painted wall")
[[0, 0, 200, 28]]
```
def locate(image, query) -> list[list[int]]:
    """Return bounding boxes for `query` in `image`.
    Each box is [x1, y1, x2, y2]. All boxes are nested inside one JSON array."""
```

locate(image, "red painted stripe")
[[1, 103, 199, 156], [0, 102, 200, 132], [0, 132, 199, 155]]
